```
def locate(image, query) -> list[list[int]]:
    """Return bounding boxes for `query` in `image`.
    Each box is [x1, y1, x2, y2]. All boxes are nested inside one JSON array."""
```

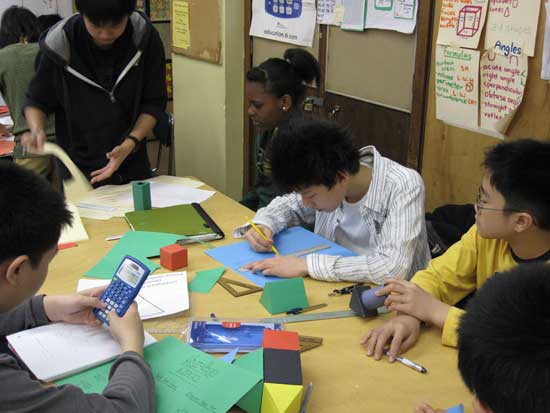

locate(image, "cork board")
[[171, 0, 221, 65]]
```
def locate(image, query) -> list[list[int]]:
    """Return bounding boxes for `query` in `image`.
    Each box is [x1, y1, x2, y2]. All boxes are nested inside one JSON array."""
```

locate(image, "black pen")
[[383, 349, 427, 374]]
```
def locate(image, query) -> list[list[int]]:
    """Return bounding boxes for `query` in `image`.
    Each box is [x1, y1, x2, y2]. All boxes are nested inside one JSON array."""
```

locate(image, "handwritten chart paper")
[[172, 0, 190, 49], [485, 0, 541, 57], [250, 0, 317, 47], [317, 0, 344, 25], [437, 0, 489, 48], [435, 46, 480, 128], [480, 51, 528, 133], [364, 0, 418, 34]]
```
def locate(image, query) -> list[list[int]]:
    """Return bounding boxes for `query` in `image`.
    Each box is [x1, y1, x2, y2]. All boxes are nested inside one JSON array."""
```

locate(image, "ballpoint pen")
[[383, 349, 427, 374]]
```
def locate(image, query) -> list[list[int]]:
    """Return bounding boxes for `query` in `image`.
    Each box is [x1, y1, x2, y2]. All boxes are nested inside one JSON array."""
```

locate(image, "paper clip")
[[328, 283, 364, 296]]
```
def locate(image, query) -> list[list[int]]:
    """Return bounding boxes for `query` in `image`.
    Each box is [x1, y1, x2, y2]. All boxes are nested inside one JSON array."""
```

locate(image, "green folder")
[[124, 203, 224, 244]]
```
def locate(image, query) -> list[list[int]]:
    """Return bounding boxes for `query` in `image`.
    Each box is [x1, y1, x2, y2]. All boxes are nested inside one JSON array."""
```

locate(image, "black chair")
[[150, 111, 174, 175]]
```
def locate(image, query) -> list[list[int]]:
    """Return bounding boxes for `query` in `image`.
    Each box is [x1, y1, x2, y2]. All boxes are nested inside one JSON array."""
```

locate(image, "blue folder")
[[205, 226, 357, 287]]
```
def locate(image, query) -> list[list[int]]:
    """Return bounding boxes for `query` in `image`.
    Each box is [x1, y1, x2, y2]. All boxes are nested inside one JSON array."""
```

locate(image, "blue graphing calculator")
[[265, 0, 302, 19], [94, 255, 150, 325]]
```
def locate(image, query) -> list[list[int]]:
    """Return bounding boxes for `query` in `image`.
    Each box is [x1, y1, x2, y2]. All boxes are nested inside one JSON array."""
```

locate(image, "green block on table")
[[132, 181, 152, 211], [57, 337, 261, 413], [188, 267, 226, 293], [260, 278, 309, 315], [234, 349, 264, 413]]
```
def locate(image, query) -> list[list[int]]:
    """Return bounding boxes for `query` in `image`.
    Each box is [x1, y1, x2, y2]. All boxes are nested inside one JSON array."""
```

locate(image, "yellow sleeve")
[[441, 306, 465, 347], [412, 225, 479, 304]]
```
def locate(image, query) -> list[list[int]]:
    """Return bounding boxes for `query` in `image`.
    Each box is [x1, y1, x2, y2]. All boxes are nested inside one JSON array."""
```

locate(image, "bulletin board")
[[325, 27, 417, 113], [171, 0, 222, 65]]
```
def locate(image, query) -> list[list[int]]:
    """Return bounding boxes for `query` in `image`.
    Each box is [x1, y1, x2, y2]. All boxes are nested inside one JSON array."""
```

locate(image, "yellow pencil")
[[247, 218, 280, 255]]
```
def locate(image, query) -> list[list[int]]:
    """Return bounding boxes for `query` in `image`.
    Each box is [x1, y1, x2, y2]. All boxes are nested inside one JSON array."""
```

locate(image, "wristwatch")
[[125, 134, 141, 154]]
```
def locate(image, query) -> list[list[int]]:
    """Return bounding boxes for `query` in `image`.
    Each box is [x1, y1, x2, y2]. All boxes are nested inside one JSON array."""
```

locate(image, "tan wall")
[[421, 1, 550, 211], [172, 0, 244, 200]]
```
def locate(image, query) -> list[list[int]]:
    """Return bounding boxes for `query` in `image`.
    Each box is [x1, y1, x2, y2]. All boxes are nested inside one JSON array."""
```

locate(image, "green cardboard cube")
[[260, 278, 309, 315]]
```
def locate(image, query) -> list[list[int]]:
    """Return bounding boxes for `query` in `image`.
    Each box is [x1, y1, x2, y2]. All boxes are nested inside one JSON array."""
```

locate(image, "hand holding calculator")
[[94, 255, 150, 325]]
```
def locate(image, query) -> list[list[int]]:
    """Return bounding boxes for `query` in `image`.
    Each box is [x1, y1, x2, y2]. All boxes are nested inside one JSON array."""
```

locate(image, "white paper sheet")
[[342, 0, 366, 31], [317, 0, 344, 25], [541, 2, 550, 79], [437, 0, 488, 48], [77, 176, 213, 220], [250, 0, 317, 47], [77, 272, 189, 320], [7, 323, 156, 381], [59, 202, 89, 244], [364, 0, 418, 34]]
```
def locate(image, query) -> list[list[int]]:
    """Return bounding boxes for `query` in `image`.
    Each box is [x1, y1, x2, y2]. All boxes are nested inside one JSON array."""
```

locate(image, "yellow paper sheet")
[[172, 0, 190, 49]]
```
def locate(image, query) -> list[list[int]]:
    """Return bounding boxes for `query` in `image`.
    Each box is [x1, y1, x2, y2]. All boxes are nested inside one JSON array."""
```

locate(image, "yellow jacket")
[[411, 225, 516, 347]]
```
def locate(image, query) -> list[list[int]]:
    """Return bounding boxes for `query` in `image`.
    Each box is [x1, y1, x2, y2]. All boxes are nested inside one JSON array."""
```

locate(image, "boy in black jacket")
[[23, 0, 167, 185]]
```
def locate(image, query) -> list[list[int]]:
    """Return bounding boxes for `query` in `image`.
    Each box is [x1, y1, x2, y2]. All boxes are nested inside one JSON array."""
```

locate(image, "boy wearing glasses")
[[362, 139, 550, 361]]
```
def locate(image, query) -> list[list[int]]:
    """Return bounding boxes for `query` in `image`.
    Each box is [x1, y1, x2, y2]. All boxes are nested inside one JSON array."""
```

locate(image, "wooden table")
[[42, 187, 472, 413]]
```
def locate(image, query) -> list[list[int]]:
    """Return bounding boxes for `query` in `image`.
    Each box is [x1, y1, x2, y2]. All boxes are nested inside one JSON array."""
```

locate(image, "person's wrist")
[[120, 338, 144, 355], [124, 135, 141, 154], [43, 295, 61, 322]]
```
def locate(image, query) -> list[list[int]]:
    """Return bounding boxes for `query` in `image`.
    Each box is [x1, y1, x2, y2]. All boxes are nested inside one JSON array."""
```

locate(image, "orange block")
[[262, 329, 300, 352], [160, 244, 188, 270]]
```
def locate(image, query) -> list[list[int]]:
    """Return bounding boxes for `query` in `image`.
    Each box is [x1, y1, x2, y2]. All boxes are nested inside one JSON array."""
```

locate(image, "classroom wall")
[[422, 0, 550, 211], [172, 0, 244, 199]]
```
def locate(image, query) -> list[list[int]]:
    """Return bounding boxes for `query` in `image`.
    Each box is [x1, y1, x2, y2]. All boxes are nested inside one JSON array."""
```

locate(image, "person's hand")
[[90, 139, 135, 184], [360, 314, 421, 361], [20, 128, 47, 152], [108, 303, 144, 355], [415, 403, 446, 413], [244, 256, 308, 278], [377, 279, 450, 328], [43, 286, 107, 326], [244, 224, 274, 252]]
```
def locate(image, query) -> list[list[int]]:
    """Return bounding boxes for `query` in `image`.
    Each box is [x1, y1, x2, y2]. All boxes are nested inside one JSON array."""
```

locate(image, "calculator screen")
[[116, 259, 145, 287]]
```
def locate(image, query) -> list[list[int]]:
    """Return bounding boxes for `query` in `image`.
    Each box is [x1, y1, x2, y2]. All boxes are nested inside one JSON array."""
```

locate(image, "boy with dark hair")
[[0, 162, 155, 412], [23, 0, 167, 186], [237, 118, 430, 283], [417, 263, 550, 413], [363, 139, 550, 361]]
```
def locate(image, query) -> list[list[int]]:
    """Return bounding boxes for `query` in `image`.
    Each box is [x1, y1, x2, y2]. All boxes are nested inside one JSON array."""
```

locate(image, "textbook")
[[6, 322, 156, 382], [124, 203, 224, 244]]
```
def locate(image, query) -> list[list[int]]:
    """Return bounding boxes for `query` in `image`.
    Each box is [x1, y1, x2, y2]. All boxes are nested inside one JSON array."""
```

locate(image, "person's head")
[[271, 118, 360, 211], [0, 6, 39, 49], [458, 263, 550, 413], [0, 162, 72, 313], [37, 14, 62, 35], [475, 139, 550, 239], [246, 48, 320, 130], [76, 0, 136, 49]]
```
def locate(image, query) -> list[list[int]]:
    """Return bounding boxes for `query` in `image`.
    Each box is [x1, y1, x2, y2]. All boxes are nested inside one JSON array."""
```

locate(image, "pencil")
[[247, 218, 280, 255]]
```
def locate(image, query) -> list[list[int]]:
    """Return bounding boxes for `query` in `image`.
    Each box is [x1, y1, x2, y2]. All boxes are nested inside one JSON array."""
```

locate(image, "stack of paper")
[[7, 323, 156, 382], [59, 202, 89, 244], [78, 175, 215, 220]]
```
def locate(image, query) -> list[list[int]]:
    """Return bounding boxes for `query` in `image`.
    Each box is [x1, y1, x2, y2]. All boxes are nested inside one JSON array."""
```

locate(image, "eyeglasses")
[[475, 192, 524, 214]]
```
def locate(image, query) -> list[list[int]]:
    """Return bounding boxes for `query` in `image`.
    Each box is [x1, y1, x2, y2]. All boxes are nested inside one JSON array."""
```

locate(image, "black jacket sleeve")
[[138, 26, 167, 123], [24, 49, 62, 116]]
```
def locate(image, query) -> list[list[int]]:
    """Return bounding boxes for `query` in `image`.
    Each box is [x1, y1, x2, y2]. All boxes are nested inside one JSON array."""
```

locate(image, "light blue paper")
[[205, 226, 357, 286], [85, 231, 183, 279], [446, 404, 465, 413], [220, 348, 239, 364]]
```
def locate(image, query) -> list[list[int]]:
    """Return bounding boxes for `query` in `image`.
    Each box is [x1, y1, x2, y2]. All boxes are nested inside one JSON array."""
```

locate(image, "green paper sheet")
[[57, 337, 261, 413], [188, 267, 225, 293], [85, 231, 183, 279], [234, 349, 264, 413]]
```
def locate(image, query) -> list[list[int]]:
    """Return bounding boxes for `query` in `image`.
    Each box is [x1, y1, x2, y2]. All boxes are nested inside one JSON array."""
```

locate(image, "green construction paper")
[[57, 337, 261, 413], [84, 231, 183, 279], [188, 267, 226, 293], [234, 349, 264, 413], [260, 278, 309, 315]]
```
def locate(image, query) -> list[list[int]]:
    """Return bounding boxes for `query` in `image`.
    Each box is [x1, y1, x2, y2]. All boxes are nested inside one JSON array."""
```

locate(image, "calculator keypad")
[[96, 281, 133, 322]]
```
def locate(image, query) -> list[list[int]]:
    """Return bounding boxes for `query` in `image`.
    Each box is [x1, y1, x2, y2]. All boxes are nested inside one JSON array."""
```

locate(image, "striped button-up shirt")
[[235, 146, 430, 284]]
